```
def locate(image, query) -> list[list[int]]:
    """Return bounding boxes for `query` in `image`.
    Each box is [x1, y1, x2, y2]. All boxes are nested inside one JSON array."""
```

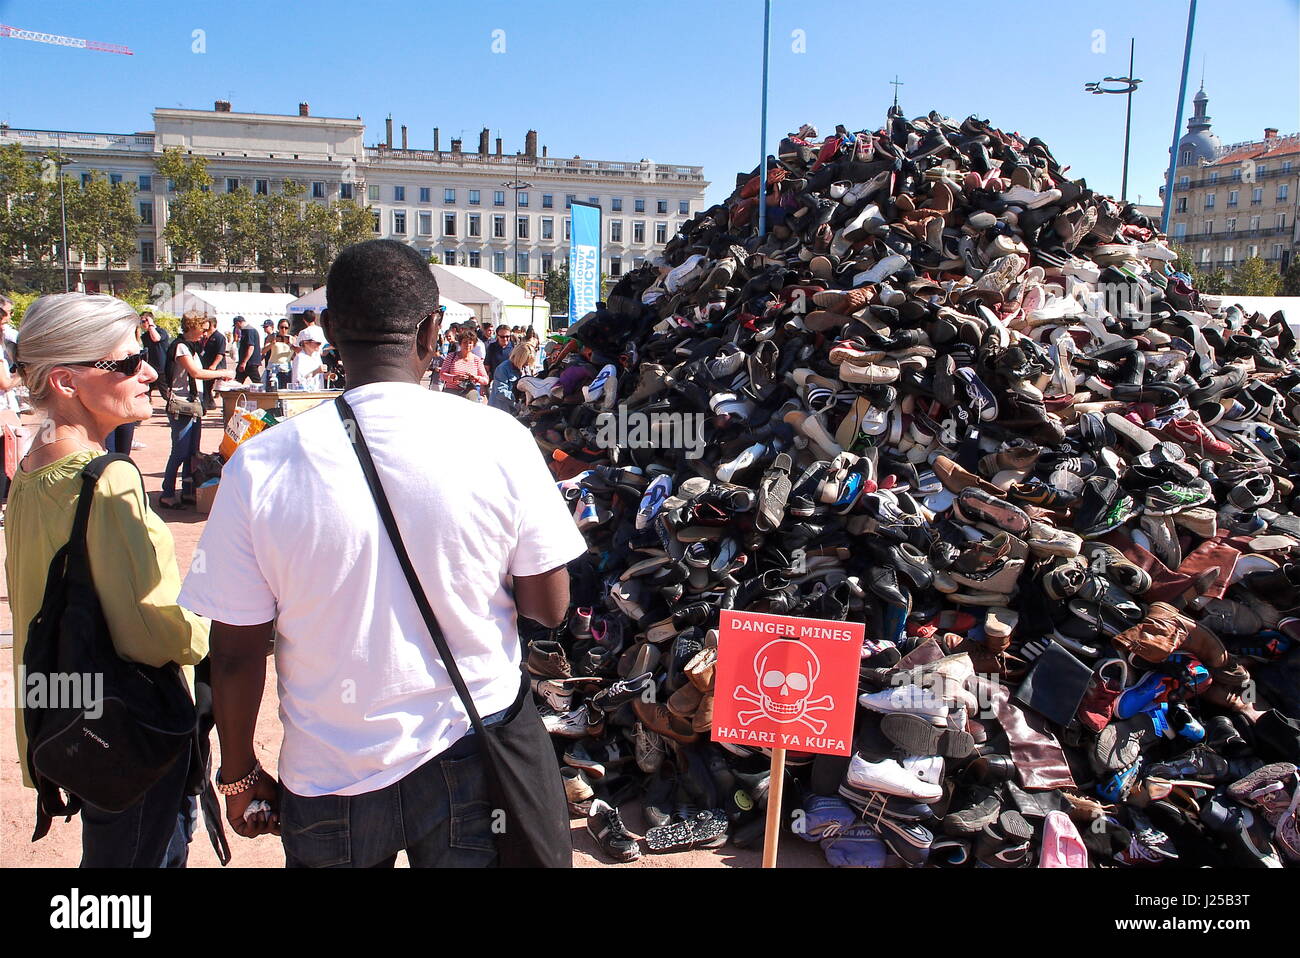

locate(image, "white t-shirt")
[[291, 351, 324, 390], [471, 339, 486, 360], [177, 381, 586, 796]]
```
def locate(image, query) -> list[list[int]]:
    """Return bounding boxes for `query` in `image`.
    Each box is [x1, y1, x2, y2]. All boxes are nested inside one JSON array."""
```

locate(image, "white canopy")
[[154, 289, 296, 336], [284, 285, 475, 325], [428, 265, 550, 329]]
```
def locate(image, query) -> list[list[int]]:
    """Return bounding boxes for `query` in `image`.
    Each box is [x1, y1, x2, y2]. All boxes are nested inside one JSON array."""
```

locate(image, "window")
[[1250, 215, 1261, 231], [543, 194, 553, 209], [1199, 248, 1210, 264], [443, 212, 456, 236], [167, 178, 176, 192], [394, 186, 406, 201], [139, 201, 153, 225], [443, 188, 455, 204], [610, 220, 623, 243], [494, 190, 506, 206], [1257, 164, 1268, 177], [1273, 244, 1284, 260], [253, 178, 270, 195], [418, 211, 432, 235], [1180, 149, 1193, 165], [108, 173, 122, 186], [138, 174, 152, 191], [371, 210, 381, 233], [633, 221, 646, 243], [1227, 218, 1237, 232], [1279, 184, 1290, 202], [634, 198, 646, 213], [656, 200, 668, 214], [565, 194, 576, 209], [493, 215, 506, 238], [1278, 213, 1288, 229], [1204, 220, 1213, 235], [612, 198, 623, 212], [517, 216, 529, 239], [393, 210, 407, 234], [311, 181, 325, 199], [1178, 176, 1190, 188], [610, 256, 622, 277], [140, 240, 154, 264], [469, 189, 481, 205], [1252, 187, 1264, 204], [655, 223, 667, 244], [1249, 245, 1259, 258], [367, 183, 378, 202], [81, 173, 91, 187], [542, 217, 554, 240], [589, 197, 599, 207], [541, 254, 553, 272], [564, 219, 571, 241], [1228, 190, 1239, 207], [1232, 168, 1242, 181], [517, 252, 529, 275], [518, 192, 529, 207], [1284, 161, 1293, 173], [1208, 172, 1218, 184], [468, 251, 481, 268], [1204, 193, 1216, 209], [444, 250, 457, 266], [1224, 247, 1234, 264], [1173, 223, 1187, 241], [468, 213, 482, 237], [1176, 197, 1188, 213], [339, 183, 353, 199], [493, 251, 506, 272]]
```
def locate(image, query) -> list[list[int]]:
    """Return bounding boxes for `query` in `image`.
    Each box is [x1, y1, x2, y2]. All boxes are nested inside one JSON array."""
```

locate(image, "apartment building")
[[1, 101, 709, 293]]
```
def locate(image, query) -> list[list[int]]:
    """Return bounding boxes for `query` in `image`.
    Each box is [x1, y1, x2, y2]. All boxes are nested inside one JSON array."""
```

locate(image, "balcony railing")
[[0, 127, 157, 153], [1174, 164, 1297, 190]]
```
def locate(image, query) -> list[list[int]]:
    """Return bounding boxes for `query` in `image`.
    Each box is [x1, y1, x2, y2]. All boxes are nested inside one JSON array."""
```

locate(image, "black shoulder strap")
[[70, 453, 139, 549], [334, 396, 489, 736]]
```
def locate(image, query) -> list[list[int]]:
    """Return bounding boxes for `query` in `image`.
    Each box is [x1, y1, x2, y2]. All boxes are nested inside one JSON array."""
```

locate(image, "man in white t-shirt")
[[179, 240, 585, 867]]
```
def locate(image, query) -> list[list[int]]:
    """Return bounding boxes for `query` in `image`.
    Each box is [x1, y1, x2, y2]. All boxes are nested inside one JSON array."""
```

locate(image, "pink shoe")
[[1039, 810, 1089, 867]]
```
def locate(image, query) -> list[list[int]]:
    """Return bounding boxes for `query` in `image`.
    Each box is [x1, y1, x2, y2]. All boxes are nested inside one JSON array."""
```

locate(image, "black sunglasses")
[[66, 349, 149, 376]]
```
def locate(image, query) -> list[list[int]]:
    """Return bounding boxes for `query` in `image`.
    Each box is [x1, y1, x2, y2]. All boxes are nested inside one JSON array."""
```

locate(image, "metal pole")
[[757, 0, 771, 239], [1121, 38, 1135, 203], [59, 168, 70, 291], [1161, 0, 1198, 235]]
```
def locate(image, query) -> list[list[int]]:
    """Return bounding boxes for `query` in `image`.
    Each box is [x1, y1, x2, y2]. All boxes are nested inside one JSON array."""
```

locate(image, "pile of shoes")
[[517, 108, 1300, 867]]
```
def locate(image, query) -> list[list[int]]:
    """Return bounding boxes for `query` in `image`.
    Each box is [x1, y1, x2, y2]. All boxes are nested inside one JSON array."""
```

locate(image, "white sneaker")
[[531, 676, 576, 712], [845, 754, 944, 802], [1000, 185, 1062, 209], [901, 754, 946, 787], [858, 685, 948, 725], [543, 705, 599, 738]]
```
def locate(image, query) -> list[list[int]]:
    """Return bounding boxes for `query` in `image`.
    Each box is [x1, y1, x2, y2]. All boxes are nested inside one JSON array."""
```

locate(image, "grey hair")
[[16, 293, 141, 403]]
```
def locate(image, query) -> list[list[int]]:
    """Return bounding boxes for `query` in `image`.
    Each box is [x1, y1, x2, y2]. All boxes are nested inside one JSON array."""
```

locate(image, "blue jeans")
[[163, 412, 201, 499], [80, 743, 197, 867], [279, 709, 512, 868]]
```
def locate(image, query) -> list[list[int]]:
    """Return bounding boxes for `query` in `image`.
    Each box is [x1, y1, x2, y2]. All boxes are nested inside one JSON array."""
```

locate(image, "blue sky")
[[1, 0, 1296, 208]]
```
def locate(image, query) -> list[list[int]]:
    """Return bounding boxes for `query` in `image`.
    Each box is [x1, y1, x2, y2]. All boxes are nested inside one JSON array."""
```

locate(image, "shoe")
[[843, 753, 943, 802], [562, 767, 594, 815], [586, 799, 642, 862], [858, 684, 948, 724]]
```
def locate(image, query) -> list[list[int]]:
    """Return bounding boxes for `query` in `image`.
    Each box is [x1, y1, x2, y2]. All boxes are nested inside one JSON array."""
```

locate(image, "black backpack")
[[22, 454, 228, 862]]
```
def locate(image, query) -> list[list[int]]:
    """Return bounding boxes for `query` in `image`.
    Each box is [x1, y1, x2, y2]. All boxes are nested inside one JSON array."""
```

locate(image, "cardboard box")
[[195, 481, 219, 515]]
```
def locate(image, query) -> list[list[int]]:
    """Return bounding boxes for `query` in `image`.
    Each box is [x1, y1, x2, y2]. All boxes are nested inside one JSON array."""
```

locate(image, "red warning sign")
[[711, 610, 862, 756]]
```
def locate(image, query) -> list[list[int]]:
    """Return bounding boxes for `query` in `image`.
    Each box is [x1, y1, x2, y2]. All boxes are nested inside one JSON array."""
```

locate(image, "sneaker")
[[562, 767, 594, 814], [586, 799, 641, 862], [634, 722, 668, 774], [857, 684, 948, 725], [843, 753, 943, 802]]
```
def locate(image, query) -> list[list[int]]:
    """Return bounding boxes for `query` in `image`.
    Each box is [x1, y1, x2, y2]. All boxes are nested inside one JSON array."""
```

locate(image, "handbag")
[[335, 396, 572, 868], [162, 337, 205, 418], [23, 456, 202, 831]]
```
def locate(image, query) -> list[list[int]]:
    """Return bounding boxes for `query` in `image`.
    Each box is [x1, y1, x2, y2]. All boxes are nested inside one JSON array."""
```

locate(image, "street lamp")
[[502, 152, 532, 280], [1084, 38, 1143, 203]]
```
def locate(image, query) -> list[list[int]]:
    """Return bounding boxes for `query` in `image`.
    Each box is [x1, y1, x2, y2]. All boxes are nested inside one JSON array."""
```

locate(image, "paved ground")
[[0, 394, 824, 869]]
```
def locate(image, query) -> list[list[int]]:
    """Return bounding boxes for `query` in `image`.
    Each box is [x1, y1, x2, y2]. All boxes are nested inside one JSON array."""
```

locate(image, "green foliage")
[[6, 291, 41, 326], [1282, 257, 1300, 297], [1199, 270, 1229, 295], [1231, 257, 1281, 297]]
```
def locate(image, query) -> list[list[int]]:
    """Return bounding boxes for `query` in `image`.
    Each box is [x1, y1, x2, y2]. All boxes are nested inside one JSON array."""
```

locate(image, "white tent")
[[154, 289, 296, 336], [284, 285, 475, 324], [428, 265, 550, 330]]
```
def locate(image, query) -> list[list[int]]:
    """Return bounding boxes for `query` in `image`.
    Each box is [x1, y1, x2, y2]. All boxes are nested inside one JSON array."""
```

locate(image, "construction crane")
[[0, 23, 133, 55]]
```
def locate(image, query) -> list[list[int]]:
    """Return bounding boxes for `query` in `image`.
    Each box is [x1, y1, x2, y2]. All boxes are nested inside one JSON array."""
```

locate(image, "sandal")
[[156, 497, 187, 510]]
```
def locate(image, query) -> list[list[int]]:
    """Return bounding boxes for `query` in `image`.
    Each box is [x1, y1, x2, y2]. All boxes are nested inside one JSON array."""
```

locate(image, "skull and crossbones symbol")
[[733, 639, 835, 734]]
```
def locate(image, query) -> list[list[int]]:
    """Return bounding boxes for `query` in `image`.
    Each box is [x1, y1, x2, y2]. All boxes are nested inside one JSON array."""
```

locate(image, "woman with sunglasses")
[[6, 293, 211, 866], [157, 314, 235, 509]]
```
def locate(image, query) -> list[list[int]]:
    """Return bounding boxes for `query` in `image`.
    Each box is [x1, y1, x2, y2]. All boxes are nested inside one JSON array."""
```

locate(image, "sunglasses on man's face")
[[67, 350, 150, 377]]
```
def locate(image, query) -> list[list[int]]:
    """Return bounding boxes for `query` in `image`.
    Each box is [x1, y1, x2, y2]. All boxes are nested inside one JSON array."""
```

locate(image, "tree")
[[0, 145, 64, 289], [1231, 257, 1280, 297], [156, 147, 221, 269], [1199, 270, 1229, 295], [543, 260, 569, 311], [1280, 257, 1300, 296], [66, 170, 139, 269]]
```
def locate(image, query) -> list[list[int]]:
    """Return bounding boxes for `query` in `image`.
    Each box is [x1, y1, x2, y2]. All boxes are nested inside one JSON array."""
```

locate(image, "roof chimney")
[[1265, 128, 1279, 140], [298, 102, 309, 116], [433, 127, 440, 151], [214, 99, 232, 112], [450, 137, 462, 154], [401, 124, 408, 150], [385, 115, 393, 149], [479, 128, 490, 155], [525, 129, 538, 158], [495, 136, 502, 156], [542, 145, 548, 158]]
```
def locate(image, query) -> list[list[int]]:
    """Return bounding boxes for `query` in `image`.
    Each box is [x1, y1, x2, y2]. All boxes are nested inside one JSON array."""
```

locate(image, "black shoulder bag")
[[335, 396, 572, 868], [23, 454, 229, 863]]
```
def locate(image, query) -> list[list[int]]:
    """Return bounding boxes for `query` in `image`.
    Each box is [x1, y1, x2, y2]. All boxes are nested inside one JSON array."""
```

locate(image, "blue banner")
[[569, 201, 601, 321]]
